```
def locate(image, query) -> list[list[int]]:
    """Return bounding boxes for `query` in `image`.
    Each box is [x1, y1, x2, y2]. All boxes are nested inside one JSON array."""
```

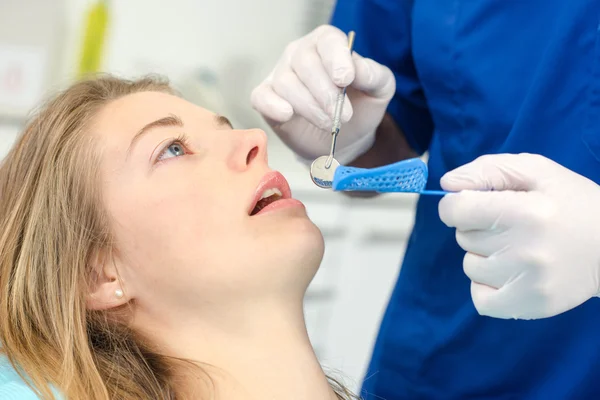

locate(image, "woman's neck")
[[141, 297, 340, 400]]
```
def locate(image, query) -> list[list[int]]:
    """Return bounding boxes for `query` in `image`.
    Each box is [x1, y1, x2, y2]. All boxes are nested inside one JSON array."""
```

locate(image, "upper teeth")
[[260, 188, 282, 200]]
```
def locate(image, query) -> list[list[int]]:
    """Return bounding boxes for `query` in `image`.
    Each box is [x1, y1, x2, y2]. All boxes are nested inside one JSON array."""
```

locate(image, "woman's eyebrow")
[[127, 114, 183, 157], [215, 115, 233, 129]]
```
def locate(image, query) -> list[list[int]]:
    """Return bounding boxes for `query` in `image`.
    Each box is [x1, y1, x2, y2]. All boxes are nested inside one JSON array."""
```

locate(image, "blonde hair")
[[0, 75, 357, 399], [0, 75, 181, 399]]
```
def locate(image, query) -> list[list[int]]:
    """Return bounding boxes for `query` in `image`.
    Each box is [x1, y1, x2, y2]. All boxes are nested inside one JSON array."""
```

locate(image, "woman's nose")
[[227, 129, 268, 171]]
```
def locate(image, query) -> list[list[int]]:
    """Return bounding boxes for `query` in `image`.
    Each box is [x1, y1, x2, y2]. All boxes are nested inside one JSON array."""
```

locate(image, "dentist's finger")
[[455, 228, 509, 257], [463, 252, 518, 289], [315, 26, 356, 88], [271, 69, 331, 131], [439, 190, 526, 231], [351, 52, 396, 100], [290, 41, 351, 120], [250, 83, 294, 123]]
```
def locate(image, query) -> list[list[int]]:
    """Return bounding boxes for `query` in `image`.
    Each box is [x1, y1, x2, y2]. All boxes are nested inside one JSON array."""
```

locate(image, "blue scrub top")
[[332, 1, 600, 399]]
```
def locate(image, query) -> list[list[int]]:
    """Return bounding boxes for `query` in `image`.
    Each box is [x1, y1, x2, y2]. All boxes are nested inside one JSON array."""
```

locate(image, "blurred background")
[[0, 0, 418, 392]]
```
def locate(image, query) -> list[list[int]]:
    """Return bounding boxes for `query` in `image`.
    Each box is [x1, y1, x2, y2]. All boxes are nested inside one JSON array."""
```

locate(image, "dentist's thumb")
[[440, 153, 547, 192]]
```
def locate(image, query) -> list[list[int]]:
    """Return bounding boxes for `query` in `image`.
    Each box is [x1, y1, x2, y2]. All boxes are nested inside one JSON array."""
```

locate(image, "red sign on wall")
[[0, 45, 47, 114]]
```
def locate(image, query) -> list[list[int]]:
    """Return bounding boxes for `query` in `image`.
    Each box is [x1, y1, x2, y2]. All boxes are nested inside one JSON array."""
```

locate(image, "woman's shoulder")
[[0, 354, 44, 399]]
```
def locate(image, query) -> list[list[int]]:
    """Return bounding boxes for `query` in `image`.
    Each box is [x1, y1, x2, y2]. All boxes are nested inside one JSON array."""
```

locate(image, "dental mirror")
[[310, 155, 340, 188]]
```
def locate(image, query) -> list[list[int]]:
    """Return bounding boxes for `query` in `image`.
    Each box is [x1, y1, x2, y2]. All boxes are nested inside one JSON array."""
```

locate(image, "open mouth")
[[250, 188, 283, 216], [248, 171, 294, 216]]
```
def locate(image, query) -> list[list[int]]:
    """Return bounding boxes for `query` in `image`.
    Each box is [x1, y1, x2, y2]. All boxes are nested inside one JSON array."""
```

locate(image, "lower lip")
[[255, 198, 305, 216]]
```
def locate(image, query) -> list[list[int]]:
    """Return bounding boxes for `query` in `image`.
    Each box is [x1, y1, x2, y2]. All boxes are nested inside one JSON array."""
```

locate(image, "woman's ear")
[[86, 249, 129, 310]]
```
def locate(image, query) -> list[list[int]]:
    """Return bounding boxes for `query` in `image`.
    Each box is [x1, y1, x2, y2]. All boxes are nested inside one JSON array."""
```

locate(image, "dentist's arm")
[[348, 113, 418, 169], [438, 153, 600, 320]]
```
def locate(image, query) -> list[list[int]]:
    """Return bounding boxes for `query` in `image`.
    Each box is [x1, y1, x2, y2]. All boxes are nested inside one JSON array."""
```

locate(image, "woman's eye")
[[157, 141, 187, 162]]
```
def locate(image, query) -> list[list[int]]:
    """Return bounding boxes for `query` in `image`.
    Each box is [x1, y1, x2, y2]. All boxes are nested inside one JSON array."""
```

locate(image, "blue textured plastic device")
[[331, 157, 448, 195]]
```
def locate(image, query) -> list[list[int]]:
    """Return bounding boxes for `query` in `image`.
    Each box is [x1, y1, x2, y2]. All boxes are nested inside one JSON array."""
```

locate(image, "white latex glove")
[[251, 25, 396, 165], [438, 153, 600, 320]]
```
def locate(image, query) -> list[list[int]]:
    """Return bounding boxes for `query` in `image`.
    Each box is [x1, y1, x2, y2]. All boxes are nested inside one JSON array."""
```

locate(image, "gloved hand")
[[438, 153, 600, 320], [251, 25, 396, 164]]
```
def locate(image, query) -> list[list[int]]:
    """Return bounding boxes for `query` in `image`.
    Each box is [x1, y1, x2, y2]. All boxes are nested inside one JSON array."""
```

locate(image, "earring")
[[115, 289, 124, 299]]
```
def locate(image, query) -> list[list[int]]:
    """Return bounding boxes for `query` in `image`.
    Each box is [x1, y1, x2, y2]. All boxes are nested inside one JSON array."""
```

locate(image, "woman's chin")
[[292, 222, 325, 287], [269, 218, 325, 295], [291, 217, 325, 264]]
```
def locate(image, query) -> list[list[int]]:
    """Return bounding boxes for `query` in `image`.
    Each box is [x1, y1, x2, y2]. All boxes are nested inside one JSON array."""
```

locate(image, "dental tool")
[[310, 30, 356, 189]]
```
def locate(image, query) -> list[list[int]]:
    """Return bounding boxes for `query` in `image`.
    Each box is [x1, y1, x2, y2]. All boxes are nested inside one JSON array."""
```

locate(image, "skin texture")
[[86, 91, 335, 399]]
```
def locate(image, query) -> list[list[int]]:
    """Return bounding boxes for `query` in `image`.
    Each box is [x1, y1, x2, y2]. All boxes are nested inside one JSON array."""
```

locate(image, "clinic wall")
[[60, 0, 334, 133], [2, 0, 334, 129]]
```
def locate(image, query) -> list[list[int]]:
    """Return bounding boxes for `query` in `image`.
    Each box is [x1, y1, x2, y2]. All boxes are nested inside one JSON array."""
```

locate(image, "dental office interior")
[[0, 0, 420, 393]]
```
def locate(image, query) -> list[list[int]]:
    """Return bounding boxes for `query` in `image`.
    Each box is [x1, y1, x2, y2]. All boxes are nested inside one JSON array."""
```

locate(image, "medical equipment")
[[310, 30, 355, 188], [320, 157, 448, 195]]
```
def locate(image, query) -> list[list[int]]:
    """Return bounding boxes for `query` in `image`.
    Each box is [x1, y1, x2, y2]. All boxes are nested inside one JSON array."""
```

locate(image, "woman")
[[0, 75, 356, 399]]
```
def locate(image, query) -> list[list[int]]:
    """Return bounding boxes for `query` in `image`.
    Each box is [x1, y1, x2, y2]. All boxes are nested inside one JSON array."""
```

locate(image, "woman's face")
[[91, 91, 324, 316]]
